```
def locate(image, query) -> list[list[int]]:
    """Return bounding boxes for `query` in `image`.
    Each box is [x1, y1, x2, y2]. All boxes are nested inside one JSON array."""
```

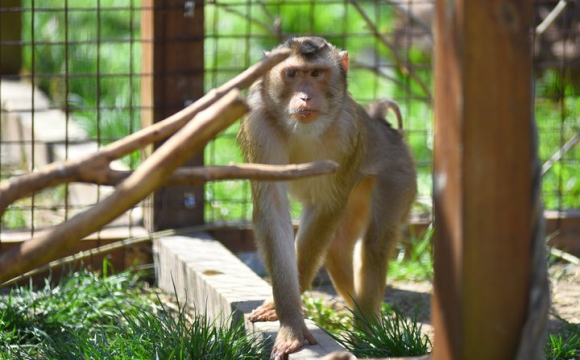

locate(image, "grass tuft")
[[330, 304, 431, 358], [389, 224, 434, 282], [545, 317, 580, 360], [0, 267, 268, 360], [302, 295, 351, 334]]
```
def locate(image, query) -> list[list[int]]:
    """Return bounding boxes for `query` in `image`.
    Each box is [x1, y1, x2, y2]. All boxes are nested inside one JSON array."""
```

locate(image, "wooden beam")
[[141, 0, 205, 230], [546, 209, 580, 257], [433, 1, 533, 359], [0, 0, 22, 75]]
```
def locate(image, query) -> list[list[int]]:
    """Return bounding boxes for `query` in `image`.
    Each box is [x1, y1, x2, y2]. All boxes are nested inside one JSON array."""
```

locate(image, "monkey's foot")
[[249, 300, 278, 322], [272, 324, 317, 360]]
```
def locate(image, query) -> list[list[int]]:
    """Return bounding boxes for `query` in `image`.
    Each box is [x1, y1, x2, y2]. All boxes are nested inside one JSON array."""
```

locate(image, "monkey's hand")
[[272, 322, 317, 360], [249, 300, 278, 322]]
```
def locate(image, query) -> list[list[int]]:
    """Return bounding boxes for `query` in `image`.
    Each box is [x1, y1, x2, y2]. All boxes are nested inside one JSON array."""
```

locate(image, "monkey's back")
[[358, 104, 417, 219]]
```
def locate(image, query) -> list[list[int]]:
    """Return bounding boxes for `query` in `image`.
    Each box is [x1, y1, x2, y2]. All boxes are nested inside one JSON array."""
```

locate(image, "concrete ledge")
[[154, 233, 346, 359]]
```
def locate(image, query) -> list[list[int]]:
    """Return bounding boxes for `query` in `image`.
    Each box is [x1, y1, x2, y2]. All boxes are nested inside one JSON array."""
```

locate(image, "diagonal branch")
[[384, 0, 432, 36], [351, 59, 429, 103], [0, 89, 248, 285], [0, 48, 290, 218], [542, 132, 580, 176], [218, 3, 274, 34], [536, 0, 570, 36], [349, 0, 432, 101]]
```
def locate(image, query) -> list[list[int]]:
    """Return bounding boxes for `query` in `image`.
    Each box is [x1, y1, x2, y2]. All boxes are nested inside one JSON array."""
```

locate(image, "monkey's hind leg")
[[325, 176, 373, 309], [353, 181, 412, 320], [353, 219, 399, 321]]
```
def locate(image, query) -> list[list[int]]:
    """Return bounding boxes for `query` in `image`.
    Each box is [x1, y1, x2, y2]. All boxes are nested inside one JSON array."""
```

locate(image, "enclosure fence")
[[0, 0, 579, 268]]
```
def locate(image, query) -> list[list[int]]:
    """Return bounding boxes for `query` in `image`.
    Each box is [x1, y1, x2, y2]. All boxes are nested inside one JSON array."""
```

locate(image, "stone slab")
[[154, 232, 346, 359]]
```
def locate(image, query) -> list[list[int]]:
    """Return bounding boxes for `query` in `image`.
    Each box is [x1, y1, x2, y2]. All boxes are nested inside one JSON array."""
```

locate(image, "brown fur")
[[238, 37, 417, 359]]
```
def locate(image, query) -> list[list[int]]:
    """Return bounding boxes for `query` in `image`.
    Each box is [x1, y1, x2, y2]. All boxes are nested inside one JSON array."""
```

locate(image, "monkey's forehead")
[[275, 56, 339, 70]]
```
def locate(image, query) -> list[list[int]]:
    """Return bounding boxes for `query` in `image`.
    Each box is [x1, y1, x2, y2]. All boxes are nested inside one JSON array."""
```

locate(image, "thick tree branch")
[[86, 161, 340, 186], [0, 48, 290, 218], [0, 90, 248, 285]]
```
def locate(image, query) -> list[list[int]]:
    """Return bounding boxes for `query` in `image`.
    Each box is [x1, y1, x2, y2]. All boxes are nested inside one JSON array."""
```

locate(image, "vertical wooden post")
[[141, 0, 204, 230], [0, 0, 22, 76], [433, 1, 533, 359]]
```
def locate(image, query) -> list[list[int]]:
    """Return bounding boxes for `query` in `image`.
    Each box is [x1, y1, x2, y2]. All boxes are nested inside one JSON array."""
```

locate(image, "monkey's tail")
[[367, 99, 403, 131]]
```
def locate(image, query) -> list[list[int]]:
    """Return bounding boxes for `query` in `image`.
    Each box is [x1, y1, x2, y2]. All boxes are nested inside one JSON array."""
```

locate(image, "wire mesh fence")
[[1, 0, 143, 239], [203, 0, 434, 223], [0, 0, 578, 239]]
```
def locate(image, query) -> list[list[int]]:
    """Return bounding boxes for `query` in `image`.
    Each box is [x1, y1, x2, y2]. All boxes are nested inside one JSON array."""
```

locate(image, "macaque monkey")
[[238, 37, 416, 359]]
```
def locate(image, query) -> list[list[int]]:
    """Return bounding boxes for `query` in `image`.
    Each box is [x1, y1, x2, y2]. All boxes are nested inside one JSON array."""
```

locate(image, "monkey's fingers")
[[249, 310, 278, 322], [272, 338, 304, 360], [249, 301, 278, 322], [272, 329, 317, 360], [304, 331, 317, 345]]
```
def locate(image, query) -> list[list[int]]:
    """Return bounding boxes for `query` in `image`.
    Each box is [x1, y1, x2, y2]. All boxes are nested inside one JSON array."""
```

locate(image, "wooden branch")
[[385, 0, 433, 36], [0, 48, 289, 218], [0, 221, 244, 288], [0, 89, 248, 285], [349, 0, 432, 101], [84, 161, 340, 186], [542, 132, 580, 176], [350, 60, 430, 103], [218, 3, 274, 34], [536, 0, 569, 36], [550, 247, 580, 266]]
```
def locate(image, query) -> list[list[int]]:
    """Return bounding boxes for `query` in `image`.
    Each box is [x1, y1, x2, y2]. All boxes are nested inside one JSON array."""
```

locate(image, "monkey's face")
[[285, 67, 329, 123], [268, 57, 347, 138]]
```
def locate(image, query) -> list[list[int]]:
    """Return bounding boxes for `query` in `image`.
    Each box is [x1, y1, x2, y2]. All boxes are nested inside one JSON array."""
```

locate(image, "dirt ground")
[[312, 262, 580, 341]]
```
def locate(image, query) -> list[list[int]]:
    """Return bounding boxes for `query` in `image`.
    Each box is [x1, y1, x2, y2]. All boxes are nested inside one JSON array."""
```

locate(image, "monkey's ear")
[[339, 51, 349, 72], [263, 50, 271, 57]]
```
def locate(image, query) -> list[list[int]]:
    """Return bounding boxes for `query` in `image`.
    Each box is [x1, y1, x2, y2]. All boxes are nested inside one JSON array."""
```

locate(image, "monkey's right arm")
[[251, 181, 316, 357], [239, 111, 316, 358]]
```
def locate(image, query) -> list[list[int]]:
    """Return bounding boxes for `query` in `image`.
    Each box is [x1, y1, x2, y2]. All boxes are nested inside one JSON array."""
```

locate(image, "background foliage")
[[17, 0, 580, 224]]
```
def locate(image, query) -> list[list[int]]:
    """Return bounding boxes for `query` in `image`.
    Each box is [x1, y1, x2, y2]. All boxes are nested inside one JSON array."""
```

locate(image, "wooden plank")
[[546, 209, 580, 256], [433, 1, 533, 359], [0, 226, 152, 286], [0, 238, 152, 287], [141, 0, 205, 230], [0, 226, 149, 243], [0, 0, 22, 75], [209, 220, 432, 254]]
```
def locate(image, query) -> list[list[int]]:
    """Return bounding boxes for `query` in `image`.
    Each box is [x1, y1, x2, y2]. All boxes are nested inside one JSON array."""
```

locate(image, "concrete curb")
[[154, 232, 346, 359]]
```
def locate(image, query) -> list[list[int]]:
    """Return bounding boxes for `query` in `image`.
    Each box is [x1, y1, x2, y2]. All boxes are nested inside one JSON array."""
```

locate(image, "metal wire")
[[0, 0, 578, 260]]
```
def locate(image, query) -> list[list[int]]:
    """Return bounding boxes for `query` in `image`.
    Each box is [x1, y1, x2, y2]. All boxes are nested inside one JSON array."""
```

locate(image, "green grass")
[[303, 296, 431, 358], [389, 224, 434, 282], [302, 295, 352, 335], [545, 318, 580, 360], [330, 305, 431, 358], [0, 266, 268, 360]]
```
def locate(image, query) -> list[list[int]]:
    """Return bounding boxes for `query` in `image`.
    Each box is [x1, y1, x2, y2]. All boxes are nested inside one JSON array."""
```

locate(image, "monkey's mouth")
[[290, 109, 320, 123]]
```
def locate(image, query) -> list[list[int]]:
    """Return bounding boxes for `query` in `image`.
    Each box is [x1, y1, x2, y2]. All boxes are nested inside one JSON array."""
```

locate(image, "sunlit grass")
[[545, 317, 580, 360], [329, 304, 432, 358], [389, 224, 434, 282], [0, 266, 268, 360]]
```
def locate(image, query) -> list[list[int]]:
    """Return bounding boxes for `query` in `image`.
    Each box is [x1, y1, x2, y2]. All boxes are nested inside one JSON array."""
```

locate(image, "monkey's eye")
[[311, 70, 322, 77], [285, 69, 297, 78]]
